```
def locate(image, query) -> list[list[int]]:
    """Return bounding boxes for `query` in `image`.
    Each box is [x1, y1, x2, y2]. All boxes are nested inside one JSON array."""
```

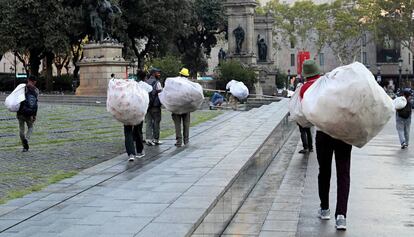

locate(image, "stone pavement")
[[297, 118, 414, 236], [0, 100, 291, 237]]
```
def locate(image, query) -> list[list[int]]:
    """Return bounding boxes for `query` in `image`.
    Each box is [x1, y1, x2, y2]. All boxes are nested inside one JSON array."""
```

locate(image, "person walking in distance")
[[396, 89, 412, 149], [17, 75, 39, 152], [298, 124, 313, 154], [145, 68, 163, 146], [300, 60, 351, 231], [172, 68, 192, 147], [124, 71, 147, 161]]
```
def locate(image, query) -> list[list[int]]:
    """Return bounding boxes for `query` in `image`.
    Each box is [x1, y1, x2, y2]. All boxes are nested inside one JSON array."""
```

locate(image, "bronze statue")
[[218, 48, 226, 65], [88, 0, 122, 43], [233, 26, 245, 54], [257, 35, 267, 61]]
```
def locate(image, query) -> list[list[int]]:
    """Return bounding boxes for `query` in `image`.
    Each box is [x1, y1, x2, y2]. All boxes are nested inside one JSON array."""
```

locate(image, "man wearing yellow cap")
[[172, 68, 191, 147]]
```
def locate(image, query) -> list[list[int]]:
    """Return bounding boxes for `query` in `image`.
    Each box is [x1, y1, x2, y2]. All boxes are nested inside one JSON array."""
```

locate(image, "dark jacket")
[[17, 85, 39, 117]]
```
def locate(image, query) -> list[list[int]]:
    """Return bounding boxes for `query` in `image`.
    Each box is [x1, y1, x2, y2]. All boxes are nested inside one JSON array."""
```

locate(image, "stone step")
[[0, 100, 292, 237]]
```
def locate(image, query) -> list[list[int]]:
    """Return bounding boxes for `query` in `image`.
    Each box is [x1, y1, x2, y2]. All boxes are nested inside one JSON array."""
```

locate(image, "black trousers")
[[316, 131, 352, 217], [124, 122, 144, 156], [298, 124, 313, 150]]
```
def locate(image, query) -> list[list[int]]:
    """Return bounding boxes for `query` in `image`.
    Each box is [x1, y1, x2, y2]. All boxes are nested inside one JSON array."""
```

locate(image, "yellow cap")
[[179, 68, 190, 77]]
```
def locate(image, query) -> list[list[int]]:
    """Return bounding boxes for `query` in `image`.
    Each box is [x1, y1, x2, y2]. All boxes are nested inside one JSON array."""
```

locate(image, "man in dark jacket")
[[301, 60, 351, 231], [17, 75, 39, 152], [145, 68, 163, 146], [396, 89, 412, 149]]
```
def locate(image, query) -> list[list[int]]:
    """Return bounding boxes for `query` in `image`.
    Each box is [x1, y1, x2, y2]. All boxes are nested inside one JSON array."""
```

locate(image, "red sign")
[[297, 51, 311, 76]]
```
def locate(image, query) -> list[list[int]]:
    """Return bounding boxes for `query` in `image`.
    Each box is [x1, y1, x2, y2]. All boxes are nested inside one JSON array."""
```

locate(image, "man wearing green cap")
[[300, 59, 351, 231]]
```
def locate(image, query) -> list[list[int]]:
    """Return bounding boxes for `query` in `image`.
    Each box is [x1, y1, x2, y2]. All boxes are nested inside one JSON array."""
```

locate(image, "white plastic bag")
[[394, 96, 407, 110], [159, 77, 204, 114], [5, 84, 26, 112], [302, 62, 394, 148], [106, 79, 149, 125], [289, 83, 313, 128], [226, 80, 249, 100]]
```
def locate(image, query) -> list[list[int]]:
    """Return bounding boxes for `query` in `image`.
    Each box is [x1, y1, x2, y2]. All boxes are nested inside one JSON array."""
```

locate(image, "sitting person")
[[210, 92, 224, 109]]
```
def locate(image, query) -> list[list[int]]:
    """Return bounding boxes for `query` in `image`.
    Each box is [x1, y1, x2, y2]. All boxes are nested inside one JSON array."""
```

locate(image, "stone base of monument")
[[76, 43, 129, 96]]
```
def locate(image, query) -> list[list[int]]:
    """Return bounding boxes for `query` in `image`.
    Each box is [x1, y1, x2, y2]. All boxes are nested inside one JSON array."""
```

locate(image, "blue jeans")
[[396, 115, 411, 145]]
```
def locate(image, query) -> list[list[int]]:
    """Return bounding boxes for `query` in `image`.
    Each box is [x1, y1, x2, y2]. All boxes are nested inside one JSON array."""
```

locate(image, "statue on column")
[[233, 25, 245, 54], [257, 34, 267, 61], [218, 48, 226, 65]]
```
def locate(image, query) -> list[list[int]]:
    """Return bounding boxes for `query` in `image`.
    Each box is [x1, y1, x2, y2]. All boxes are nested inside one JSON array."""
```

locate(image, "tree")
[[0, 0, 75, 90], [363, 0, 414, 54], [149, 55, 184, 81], [219, 60, 257, 90], [176, 0, 227, 75], [119, 0, 191, 68]]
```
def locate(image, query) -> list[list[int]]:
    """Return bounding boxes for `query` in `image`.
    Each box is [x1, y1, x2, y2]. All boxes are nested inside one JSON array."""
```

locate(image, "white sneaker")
[[146, 140, 155, 146], [128, 155, 135, 162], [135, 153, 145, 159], [335, 215, 346, 230], [153, 140, 163, 145], [318, 208, 331, 220]]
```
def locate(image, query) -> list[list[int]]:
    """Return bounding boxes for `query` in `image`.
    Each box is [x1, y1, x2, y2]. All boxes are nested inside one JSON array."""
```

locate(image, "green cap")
[[302, 60, 321, 78]]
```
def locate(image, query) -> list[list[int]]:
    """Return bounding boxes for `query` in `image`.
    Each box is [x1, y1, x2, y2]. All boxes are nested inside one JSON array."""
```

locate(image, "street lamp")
[[287, 69, 291, 90], [376, 63, 382, 84], [398, 58, 403, 90]]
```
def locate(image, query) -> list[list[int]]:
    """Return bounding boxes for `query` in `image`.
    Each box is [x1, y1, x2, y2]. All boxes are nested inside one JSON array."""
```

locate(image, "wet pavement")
[[297, 118, 414, 237]]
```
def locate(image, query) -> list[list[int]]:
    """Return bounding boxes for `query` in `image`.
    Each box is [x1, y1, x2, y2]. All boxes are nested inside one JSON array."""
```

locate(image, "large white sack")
[[229, 81, 249, 100], [302, 62, 394, 148], [106, 79, 149, 125], [159, 77, 204, 114], [289, 83, 313, 128], [5, 84, 26, 112], [394, 96, 407, 110]]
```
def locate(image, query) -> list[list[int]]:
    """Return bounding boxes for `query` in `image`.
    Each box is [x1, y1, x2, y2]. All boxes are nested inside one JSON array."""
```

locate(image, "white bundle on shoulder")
[[5, 84, 26, 112], [159, 77, 204, 114], [226, 80, 249, 100], [394, 96, 407, 110], [289, 83, 313, 128], [302, 62, 394, 148], [106, 79, 149, 125]]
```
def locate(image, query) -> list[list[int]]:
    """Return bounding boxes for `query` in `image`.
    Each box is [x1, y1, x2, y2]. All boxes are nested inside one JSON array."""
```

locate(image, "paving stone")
[[135, 223, 193, 237], [154, 208, 205, 224]]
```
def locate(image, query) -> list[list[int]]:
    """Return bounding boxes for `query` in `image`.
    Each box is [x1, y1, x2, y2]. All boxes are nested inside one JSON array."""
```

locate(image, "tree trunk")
[[45, 52, 54, 91], [29, 48, 42, 76], [56, 66, 63, 77]]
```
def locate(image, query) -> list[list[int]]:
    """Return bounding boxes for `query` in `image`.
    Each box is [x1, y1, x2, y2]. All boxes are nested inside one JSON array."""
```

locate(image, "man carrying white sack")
[[300, 60, 351, 231], [172, 68, 191, 147], [395, 89, 412, 149], [145, 68, 163, 146]]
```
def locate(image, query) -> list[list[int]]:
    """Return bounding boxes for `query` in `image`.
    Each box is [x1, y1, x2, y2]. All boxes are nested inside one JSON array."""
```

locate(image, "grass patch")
[[0, 170, 78, 205]]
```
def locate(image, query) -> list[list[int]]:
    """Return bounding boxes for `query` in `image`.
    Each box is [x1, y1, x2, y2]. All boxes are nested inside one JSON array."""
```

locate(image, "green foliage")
[[276, 70, 288, 89], [176, 0, 226, 75], [218, 60, 257, 89], [149, 55, 184, 81]]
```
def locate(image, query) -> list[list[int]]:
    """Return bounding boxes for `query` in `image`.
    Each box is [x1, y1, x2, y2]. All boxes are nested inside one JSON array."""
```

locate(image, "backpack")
[[148, 80, 161, 108], [19, 88, 38, 116], [397, 100, 412, 119]]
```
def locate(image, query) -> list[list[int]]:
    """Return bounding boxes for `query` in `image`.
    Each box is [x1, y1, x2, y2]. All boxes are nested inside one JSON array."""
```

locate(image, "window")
[[319, 53, 325, 66], [363, 52, 368, 64], [362, 33, 367, 47], [409, 53, 411, 65], [290, 40, 295, 49], [290, 54, 295, 67]]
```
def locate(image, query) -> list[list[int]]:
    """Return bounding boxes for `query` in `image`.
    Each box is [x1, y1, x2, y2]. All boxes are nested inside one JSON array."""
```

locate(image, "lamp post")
[[398, 58, 403, 90], [287, 69, 291, 90], [376, 63, 382, 84], [406, 69, 410, 88]]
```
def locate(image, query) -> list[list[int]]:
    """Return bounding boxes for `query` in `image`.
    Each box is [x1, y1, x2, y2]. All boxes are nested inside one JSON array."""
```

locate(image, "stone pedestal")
[[76, 43, 129, 96]]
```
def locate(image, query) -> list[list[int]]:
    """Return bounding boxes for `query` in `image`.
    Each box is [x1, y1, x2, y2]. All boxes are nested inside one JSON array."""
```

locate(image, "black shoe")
[[22, 148, 29, 152], [22, 139, 29, 150], [298, 149, 308, 154]]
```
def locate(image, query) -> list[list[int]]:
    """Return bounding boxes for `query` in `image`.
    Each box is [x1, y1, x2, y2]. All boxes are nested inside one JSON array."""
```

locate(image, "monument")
[[76, 0, 128, 96], [224, 0, 277, 95]]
